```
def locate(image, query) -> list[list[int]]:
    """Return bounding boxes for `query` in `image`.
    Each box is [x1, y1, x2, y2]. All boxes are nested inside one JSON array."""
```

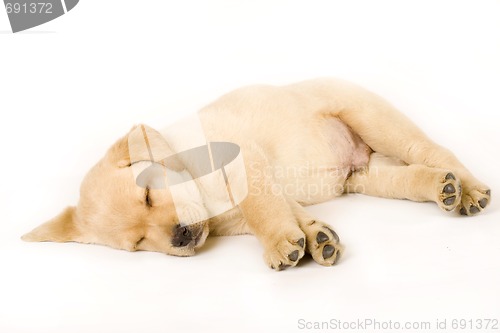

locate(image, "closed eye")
[[145, 187, 152, 207]]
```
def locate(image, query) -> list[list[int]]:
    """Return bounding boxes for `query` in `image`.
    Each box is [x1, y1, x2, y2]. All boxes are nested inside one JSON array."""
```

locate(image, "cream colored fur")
[[22, 78, 491, 270]]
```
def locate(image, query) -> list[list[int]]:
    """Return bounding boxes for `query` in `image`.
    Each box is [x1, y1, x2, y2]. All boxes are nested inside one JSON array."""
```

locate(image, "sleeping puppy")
[[22, 78, 491, 270]]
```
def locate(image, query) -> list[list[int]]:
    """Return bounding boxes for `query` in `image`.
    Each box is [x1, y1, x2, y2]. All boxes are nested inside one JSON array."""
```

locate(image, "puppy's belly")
[[275, 117, 371, 205]]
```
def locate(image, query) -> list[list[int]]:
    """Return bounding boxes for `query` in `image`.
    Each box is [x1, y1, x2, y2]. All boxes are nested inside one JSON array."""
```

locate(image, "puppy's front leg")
[[288, 199, 343, 266], [240, 145, 306, 270]]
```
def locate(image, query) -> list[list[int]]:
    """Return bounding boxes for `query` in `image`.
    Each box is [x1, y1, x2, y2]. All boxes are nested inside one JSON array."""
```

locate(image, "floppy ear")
[[21, 206, 80, 243], [107, 129, 133, 168], [120, 124, 185, 170]]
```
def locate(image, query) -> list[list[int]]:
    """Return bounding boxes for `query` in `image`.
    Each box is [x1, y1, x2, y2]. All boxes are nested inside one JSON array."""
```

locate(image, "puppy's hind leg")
[[333, 96, 490, 215], [345, 153, 463, 212]]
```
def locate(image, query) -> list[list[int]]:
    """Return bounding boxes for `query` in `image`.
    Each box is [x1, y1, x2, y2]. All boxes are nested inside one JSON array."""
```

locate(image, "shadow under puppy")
[[23, 78, 491, 270]]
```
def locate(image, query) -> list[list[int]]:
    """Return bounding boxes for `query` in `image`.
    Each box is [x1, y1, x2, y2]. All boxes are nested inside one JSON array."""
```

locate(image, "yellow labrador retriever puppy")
[[22, 78, 491, 270]]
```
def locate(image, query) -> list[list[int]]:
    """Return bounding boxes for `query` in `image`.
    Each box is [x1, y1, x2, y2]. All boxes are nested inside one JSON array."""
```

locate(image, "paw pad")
[[438, 172, 461, 212], [443, 184, 455, 194], [458, 187, 491, 216], [322, 245, 335, 259], [443, 196, 456, 206], [469, 206, 480, 214], [326, 227, 340, 243], [479, 198, 488, 208], [296, 238, 305, 248], [316, 232, 329, 243], [277, 263, 290, 270], [288, 250, 299, 262]]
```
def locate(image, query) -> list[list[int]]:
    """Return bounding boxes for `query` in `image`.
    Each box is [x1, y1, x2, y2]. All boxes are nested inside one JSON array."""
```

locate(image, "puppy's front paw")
[[302, 221, 343, 266], [263, 230, 306, 271], [458, 183, 491, 216]]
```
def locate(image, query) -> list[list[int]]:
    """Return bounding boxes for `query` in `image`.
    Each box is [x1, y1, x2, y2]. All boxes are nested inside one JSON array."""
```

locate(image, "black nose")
[[172, 225, 193, 247]]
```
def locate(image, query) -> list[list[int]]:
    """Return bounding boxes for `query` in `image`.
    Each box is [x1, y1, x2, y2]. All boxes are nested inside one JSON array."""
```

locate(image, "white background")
[[1, 1, 499, 332]]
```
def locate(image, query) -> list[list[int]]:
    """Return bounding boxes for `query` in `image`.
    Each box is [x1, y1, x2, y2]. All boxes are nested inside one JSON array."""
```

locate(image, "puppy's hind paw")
[[458, 186, 491, 216], [437, 172, 462, 212]]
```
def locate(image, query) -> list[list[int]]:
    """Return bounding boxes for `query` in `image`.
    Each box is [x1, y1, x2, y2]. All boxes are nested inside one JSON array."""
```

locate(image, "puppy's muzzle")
[[172, 224, 203, 247]]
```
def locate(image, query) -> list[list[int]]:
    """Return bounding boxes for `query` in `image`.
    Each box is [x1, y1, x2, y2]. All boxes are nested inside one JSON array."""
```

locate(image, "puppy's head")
[[22, 125, 209, 256]]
